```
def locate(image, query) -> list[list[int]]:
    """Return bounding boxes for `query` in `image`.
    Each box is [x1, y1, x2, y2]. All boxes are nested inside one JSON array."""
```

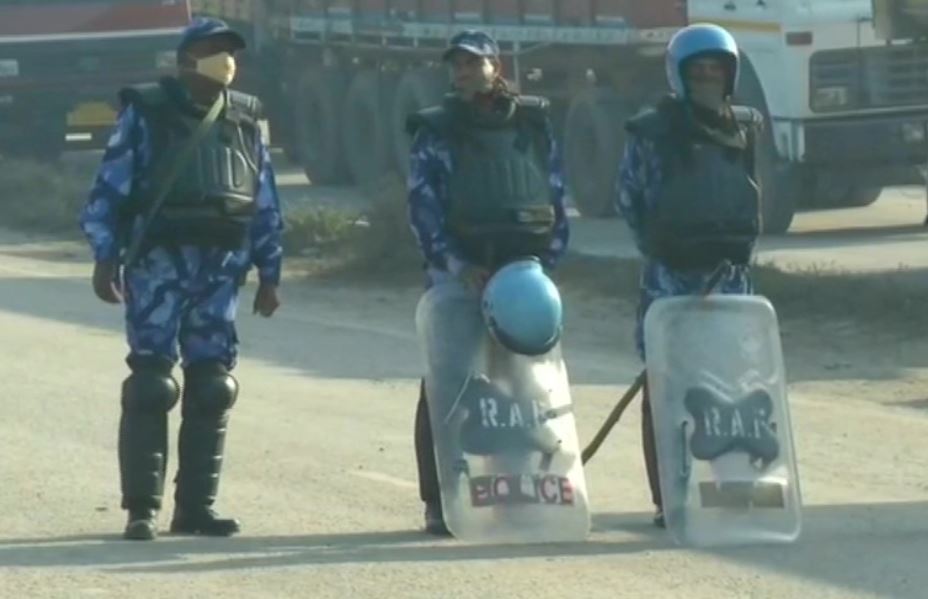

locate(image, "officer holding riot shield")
[[616, 24, 763, 528], [406, 30, 570, 535]]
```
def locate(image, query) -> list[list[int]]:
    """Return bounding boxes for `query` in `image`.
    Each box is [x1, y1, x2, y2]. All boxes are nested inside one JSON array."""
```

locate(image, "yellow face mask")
[[192, 51, 236, 86]]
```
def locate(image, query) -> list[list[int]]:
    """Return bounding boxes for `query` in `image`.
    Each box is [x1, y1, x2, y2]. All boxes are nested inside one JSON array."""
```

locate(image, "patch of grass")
[[282, 206, 360, 256], [0, 159, 89, 234], [268, 165, 926, 337], [295, 173, 423, 285]]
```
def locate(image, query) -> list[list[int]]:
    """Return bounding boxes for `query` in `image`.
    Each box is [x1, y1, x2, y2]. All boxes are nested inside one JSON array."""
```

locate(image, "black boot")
[[170, 506, 241, 537], [171, 361, 241, 537], [415, 381, 449, 536], [124, 508, 159, 541], [424, 502, 451, 537], [641, 383, 665, 528], [119, 357, 179, 541]]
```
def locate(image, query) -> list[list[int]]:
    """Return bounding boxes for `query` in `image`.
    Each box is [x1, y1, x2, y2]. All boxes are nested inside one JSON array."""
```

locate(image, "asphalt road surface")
[[0, 229, 927, 598]]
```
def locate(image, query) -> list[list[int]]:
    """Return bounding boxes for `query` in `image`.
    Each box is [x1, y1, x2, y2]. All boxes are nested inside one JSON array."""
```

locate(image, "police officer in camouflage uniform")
[[616, 24, 762, 528], [79, 18, 283, 540], [406, 30, 570, 535]]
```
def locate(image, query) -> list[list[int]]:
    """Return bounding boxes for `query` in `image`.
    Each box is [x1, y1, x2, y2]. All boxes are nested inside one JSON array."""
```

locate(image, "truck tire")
[[294, 67, 349, 184], [343, 69, 399, 187], [392, 68, 446, 176], [735, 68, 796, 234], [564, 88, 626, 218], [754, 130, 798, 234], [844, 186, 882, 208], [16, 112, 67, 163], [275, 73, 301, 164], [804, 171, 881, 209]]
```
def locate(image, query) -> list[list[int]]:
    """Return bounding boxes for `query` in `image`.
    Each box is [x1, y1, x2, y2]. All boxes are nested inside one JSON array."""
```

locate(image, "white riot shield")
[[416, 282, 590, 544], [644, 295, 801, 547]]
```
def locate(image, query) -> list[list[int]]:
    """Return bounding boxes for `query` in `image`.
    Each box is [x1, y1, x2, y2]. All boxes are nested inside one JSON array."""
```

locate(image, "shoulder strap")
[[625, 107, 670, 139], [514, 95, 550, 126], [513, 95, 552, 161], [625, 106, 679, 178], [225, 90, 262, 128], [118, 82, 168, 111], [123, 92, 226, 267], [406, 104, 451, 138]]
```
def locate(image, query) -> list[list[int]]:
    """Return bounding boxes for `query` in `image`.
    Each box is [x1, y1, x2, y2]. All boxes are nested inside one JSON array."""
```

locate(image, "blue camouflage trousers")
[[635, 260, 753, 361], [123, 246, 247, 369]]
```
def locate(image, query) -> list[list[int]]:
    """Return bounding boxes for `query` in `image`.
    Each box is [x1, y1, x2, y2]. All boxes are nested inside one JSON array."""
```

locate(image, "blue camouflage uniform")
[[79, 98, 283, 369], [409, 92, 570, 525], [407, 124, 570, 284], [410, 28, 572, 536], [617, 134, 752, 360]]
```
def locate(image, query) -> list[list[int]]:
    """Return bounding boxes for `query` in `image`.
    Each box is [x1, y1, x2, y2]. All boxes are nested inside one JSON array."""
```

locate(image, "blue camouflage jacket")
[[617, 129, 753, 357], [79, 88, 283, 285], [407, 110, 569, 282]]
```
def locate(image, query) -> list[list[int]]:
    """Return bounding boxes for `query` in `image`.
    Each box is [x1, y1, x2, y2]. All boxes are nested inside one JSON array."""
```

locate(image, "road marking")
[[350, 470, 418, 490]]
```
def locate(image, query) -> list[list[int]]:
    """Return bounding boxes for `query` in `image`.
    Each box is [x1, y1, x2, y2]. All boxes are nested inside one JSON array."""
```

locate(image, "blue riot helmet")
[[481, 258, 563, 356], [665, 23, 740, 99]]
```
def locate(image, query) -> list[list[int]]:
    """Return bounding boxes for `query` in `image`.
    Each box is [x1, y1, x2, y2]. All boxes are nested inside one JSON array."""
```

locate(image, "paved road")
[[0, 232, 927, 598]]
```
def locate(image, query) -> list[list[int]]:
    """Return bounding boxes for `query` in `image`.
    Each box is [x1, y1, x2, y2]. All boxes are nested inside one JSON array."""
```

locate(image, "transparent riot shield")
[[415, 282, 590, 544], [644, 295, 801, 547]]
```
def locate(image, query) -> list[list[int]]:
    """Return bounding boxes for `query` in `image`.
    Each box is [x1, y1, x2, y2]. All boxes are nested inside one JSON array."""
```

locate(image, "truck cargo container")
[[0, 0, 190, 161], [193, 0, 928, 233]]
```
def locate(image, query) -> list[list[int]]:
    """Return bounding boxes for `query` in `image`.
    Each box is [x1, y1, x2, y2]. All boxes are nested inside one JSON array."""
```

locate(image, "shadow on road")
[[1, 501, 927, 597], [0, 525, 667, 570], [0, 263, 925, 390]]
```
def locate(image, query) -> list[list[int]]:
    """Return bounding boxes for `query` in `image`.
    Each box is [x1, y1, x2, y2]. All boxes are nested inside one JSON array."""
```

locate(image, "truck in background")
[[0, 0, 190, 161], [194, 0, 684, 219], [194, 0, 928, 233], [694, 0, 928, 231]]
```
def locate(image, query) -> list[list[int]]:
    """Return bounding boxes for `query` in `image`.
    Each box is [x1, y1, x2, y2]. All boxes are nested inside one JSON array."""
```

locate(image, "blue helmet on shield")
[[666, 23, 740, 98], [481, 259, 563, 356]]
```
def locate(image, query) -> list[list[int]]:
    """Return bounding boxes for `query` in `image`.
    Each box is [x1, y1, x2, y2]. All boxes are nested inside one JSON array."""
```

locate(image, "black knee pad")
[[121, 358, 180, 413], [182, 361, 239, 417]]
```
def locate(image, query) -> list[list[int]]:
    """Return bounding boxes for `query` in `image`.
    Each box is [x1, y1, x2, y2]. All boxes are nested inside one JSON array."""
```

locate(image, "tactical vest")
[[625, 102, 762, 271], [119, 79, 262, 250], [407, 95, 556, 268]]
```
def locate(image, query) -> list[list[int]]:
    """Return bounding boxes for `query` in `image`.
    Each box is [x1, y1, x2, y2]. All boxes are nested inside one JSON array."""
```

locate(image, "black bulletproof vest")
[[121, 79, 261, 250], [626, 101, 761, 270], [409, 95, 556, 268]]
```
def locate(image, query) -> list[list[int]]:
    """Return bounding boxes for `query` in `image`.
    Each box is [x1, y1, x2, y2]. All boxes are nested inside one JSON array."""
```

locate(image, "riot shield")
[[644, 295, 801, 547], [415, 282, 590, 543]]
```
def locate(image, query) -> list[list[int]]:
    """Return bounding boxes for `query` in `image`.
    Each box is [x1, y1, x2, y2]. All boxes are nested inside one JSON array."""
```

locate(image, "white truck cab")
[[689, 0, 928, 231]]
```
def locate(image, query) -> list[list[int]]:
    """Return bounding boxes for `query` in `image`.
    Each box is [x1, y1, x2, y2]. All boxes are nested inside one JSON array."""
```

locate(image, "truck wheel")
[[294, 67, 349, 184], [18, 113, 67, 163], [844, 186, 882, 208], [754, 130, 798, 234], [392, 68, 446, 176], [803, 170, 881, 209], [736, 68, 796, 234], [564, 88, 626, 218], [343, 69, 399, 187]]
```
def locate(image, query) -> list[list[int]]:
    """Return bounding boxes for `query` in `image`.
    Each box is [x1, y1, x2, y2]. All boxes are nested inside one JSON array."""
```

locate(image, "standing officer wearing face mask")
[[405, 30, 570, 535], [79, 18, 283, 540], [616, 24, 762, 528]]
